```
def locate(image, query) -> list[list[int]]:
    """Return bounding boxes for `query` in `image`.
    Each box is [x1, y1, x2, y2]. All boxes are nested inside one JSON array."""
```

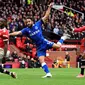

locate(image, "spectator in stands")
[[1, 0, 85, 40], [27, 55, 40, 68], [53, 25, 59, 35], [65, 51, 70, 68], [33, 56, 41, 68], [27, 55, 34, 68], [24, 38, 32, 53], [52, 59, 57, 68], [20, 55, 27, 68], [52, 57, 66, 68], [11, 51, 18, 61], [25, 43, 32, 52]]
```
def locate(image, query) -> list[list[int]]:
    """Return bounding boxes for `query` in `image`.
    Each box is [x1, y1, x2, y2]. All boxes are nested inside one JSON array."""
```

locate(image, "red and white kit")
[[74, 26, 85, 32], [0, 28, 10, 58]]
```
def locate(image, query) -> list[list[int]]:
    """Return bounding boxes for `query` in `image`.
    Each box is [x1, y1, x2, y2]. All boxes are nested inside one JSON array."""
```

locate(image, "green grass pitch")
[[0, 68, 85, 85]]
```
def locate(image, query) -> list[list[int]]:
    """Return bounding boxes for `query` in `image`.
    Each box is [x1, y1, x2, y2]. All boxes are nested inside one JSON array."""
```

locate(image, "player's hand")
[[48, 2, 54, 8]]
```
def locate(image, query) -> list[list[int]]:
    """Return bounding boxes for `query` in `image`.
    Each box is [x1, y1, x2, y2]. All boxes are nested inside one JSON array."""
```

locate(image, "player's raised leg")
[[52, 33, 71, 48], [74, 26, 85, 32]]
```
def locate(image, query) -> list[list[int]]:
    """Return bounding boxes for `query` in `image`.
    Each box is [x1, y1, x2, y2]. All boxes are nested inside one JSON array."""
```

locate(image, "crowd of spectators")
[[0, 0, 85, 40], [6, 51, 41, 68], [52, 51, 70, 68]]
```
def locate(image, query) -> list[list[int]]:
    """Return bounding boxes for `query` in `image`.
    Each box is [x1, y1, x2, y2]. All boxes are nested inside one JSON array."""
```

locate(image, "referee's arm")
[[42, 2, 54, 23]]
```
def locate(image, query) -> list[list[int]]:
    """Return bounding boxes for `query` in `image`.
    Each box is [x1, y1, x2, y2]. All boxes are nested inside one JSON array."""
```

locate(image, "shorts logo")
[[47, 41, 53, 44]]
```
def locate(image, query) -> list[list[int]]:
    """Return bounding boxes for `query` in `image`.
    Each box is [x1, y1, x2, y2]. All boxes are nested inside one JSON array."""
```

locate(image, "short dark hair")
[[0, 19, 7, 28], [26, 16, 34, 22]]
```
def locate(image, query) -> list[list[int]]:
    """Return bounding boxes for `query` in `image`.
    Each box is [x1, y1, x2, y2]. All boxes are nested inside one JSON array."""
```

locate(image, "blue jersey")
[[21, 20, 54, 57], [21, 20, 44, 45]]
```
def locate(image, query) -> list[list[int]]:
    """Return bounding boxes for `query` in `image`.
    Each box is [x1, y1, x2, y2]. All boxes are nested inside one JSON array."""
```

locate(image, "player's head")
[[26, 17, 34, 28], [0, 18, 7, 28]]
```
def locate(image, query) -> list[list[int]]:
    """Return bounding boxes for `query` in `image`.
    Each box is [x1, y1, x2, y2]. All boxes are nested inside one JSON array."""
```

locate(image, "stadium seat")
[[16, 37, 25, 49], [32, 48, 36, 58], [22, 36, 26, 44]]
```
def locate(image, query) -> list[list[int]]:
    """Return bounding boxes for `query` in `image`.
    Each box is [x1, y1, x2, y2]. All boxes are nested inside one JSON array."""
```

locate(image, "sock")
[[81, 68, 84, 75], [1, 64, 4, 68], [57, 39, 64, 45], [0, 67, 11, 75], [42, 62, 50, 74], [67, 64, 70, 68]]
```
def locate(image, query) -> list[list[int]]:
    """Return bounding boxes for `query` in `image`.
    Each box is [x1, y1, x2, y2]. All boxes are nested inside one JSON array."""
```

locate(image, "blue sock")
[[57, 39, 64, 45], [42, 62, 50, 73]]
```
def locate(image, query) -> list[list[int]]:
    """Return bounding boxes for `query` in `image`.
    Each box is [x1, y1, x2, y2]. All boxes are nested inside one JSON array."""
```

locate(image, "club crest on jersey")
[[35, 26, 38, 30], [29, 30, 31, 33]]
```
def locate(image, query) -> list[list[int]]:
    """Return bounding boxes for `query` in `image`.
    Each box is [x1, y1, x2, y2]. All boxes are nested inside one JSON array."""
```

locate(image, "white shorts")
[[0, 48, 10, 58]]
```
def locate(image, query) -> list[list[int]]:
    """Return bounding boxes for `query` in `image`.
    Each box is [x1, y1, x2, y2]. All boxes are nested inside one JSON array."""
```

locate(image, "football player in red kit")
[[0, 20, 16, 78], [73, 26, 85, 78], [74, 26, 85, 32], [0, 28, 10, 58]]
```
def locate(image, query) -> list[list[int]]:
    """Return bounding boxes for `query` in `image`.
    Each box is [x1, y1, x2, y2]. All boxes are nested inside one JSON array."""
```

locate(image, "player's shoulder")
[[2, 28, 9, 38], [35, 20, 42, 24], [21, 27, 29, 33], [0, 28, 8, 35], [2, 28, 8, 32]]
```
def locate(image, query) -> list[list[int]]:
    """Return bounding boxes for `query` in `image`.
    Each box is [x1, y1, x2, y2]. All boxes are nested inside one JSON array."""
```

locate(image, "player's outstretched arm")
[[74, 26, 85, 32], [9, 31, 22, 36], [42, 2, 54, 23]]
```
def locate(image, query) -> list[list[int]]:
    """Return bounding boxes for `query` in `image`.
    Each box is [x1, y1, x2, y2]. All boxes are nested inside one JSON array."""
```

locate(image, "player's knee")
[[39, 56, 45, 64], [52, 43, 61, 48]]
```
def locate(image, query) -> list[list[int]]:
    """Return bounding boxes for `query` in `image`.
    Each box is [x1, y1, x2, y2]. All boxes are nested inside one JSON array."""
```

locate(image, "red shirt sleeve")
[[74, 26, 85, 32]]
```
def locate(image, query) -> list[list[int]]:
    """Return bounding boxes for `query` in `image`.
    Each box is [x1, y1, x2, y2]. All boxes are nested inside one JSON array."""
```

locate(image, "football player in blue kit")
[[10, 3, 70, 78]]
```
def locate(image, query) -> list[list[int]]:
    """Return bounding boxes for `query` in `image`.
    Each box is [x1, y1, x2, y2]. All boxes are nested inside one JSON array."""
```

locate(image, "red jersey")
[[0, 28, 9, 49], [74, 26, 85, 32]]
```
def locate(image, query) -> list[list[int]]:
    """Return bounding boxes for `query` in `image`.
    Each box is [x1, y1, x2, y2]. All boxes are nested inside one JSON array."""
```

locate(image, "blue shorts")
[[37, 39, 54, 57]]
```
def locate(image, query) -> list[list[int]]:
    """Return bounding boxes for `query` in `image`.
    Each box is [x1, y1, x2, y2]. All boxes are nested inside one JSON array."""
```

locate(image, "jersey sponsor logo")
[[47, 41, 53, 44], [29, 30, 40, 36], [3, 35, 8, 37]]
